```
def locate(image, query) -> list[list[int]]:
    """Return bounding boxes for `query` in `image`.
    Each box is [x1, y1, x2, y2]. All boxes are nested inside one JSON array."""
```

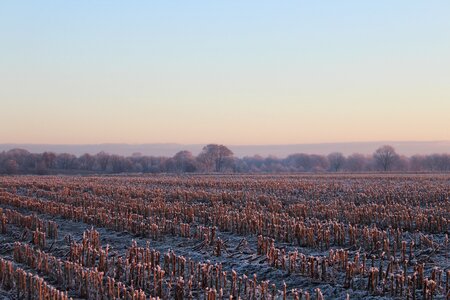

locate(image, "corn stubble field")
[[0, 174, 449, 300]]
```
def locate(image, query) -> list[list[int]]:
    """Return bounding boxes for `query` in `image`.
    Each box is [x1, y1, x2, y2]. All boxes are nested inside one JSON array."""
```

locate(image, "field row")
[[0, 174, 449, 299]]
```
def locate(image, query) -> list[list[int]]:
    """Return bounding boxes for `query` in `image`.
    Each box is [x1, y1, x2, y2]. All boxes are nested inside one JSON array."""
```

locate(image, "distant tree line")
[[0, 144, 449, 175]]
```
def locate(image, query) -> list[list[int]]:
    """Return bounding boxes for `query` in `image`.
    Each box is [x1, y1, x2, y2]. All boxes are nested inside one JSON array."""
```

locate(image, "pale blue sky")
[[1, 1, 449, 144]]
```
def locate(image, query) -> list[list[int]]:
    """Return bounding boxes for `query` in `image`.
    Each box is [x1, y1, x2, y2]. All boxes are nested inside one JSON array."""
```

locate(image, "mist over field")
[[1, 141, 449, 157]]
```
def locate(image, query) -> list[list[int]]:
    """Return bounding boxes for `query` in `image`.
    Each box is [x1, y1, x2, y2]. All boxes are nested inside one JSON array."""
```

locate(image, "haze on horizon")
[[1, 1, 449, 145]]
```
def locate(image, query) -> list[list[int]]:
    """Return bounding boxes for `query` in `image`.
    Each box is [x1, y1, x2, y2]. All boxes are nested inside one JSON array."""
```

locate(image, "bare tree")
[[173, 151, 197, 173], [107, 155, 132, 173], [42, 152, 56, 169], [345, 153, 368, 172], [327, 152, 345, 172], [78, 153, 95, 171], [284, 154, 312, 172], [55, 153, 77, 170], [94, 152, 110, 172], [197, 144, 234, 172], [373, 145, 398, 171]]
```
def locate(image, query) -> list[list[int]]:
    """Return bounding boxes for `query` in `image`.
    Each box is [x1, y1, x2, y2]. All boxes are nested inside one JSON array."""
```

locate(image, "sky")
[[1, 1, 449, 145]]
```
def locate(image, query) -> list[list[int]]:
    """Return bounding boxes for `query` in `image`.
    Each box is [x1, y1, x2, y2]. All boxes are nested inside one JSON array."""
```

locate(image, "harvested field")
[[0, 174, 449, 299]]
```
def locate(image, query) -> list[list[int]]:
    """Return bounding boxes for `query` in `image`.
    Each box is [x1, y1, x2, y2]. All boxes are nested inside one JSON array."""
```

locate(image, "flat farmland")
[[0, 174, 449, 299]]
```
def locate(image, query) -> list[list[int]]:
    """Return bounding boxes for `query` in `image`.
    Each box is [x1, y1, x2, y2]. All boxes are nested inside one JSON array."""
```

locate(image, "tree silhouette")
[[328, 152, 345, 172], [197, 144, 233, 172], [373, 145, 398, 171]]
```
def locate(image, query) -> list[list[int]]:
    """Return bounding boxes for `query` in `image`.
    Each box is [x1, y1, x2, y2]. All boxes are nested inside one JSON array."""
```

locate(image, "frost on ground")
[[0, 174, 449, 299]]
